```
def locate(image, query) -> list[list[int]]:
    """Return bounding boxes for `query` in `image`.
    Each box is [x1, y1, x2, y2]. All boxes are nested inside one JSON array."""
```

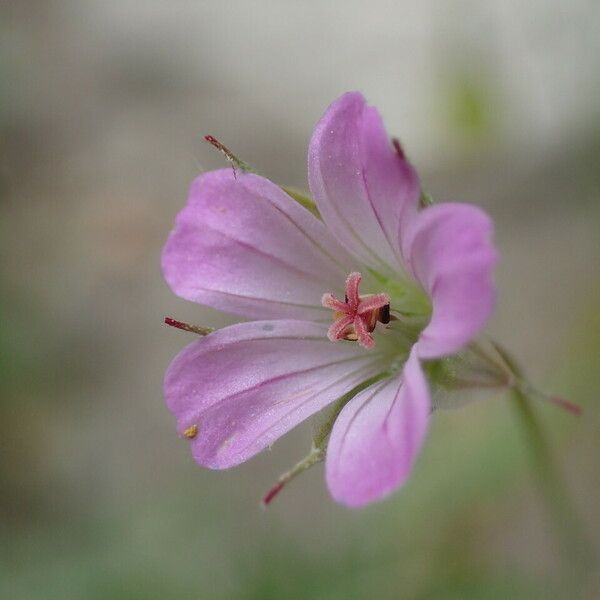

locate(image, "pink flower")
[[161, 92, 497, 507]]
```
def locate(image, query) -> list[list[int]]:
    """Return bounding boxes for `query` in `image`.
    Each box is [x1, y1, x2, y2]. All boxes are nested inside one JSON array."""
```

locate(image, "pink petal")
[[162, 169, 354, 320], [308, 92, 420, 274], [164, 320, 386, 469], [403, 203, 498, 359], [325, 349, 430, 507]]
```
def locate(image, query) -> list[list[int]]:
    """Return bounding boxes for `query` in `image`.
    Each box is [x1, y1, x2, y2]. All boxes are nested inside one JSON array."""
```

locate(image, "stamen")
[[183, 424, 199, 439], [379, 303, 391, 324], [322, 272, 391, 350], [357, 293, 391, 315]]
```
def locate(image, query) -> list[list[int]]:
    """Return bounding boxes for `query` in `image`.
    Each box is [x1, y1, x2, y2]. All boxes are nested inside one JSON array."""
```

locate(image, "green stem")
[[511, 388, 596, 572]]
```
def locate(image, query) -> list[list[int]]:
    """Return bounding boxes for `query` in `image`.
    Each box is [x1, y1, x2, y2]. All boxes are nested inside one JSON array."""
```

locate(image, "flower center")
[[321, 272, 391, 350]]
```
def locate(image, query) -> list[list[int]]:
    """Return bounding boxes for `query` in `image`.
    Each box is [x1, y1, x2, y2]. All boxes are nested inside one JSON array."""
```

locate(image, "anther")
[[183, 424, 199, 439]]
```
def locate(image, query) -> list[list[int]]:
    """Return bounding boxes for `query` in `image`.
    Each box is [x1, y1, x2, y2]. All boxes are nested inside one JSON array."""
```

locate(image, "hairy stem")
[[511, 388, 596, 572]]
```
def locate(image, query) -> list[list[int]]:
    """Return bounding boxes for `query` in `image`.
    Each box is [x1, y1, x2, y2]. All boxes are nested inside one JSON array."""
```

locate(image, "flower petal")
[[162, 169, 354, 320], [325, 349, 430, 507], [164, 320, 386, 469], [308, 91, 420, 274], [403, 203, 498, 359]]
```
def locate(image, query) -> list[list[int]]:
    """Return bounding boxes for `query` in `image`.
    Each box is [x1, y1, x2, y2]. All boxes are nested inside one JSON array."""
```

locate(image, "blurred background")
[[1, 1, 599, 598]]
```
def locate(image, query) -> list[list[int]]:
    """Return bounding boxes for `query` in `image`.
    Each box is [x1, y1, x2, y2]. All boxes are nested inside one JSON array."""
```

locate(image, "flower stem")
[[511, 387, 596, 572]]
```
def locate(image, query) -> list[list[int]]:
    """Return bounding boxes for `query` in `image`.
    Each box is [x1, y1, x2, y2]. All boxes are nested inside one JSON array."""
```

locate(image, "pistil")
[[322, 272, 390, 350]]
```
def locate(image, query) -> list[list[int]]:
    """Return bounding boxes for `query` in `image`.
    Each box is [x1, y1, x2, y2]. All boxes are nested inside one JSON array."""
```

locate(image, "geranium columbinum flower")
[[161, 91, 498, 507]]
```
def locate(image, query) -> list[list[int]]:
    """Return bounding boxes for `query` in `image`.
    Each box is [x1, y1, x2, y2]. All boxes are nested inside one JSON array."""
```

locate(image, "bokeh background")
[[2, 1, 599, 598]]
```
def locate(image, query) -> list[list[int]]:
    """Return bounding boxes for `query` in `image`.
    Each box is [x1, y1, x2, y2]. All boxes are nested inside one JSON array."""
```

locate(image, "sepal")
[[261, 373, 387, 506], [426, 337, 512, 410]]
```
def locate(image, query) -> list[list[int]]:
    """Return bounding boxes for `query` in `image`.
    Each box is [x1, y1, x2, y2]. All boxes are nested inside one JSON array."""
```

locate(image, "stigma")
[[322, 272, 390, 350]]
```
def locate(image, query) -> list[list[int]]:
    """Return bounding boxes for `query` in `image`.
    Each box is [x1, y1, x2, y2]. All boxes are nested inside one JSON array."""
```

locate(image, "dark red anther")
[[379, 303, 391, 324]]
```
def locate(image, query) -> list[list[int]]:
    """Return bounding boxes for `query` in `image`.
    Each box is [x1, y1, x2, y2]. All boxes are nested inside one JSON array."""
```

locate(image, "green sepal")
[[313, 372, 389, 450], [419, 191, 433, 208], [204, 135, 255, 173], [425, 338, 512, 410], [280, 186, 321, 218], [261, 372, 389, 506]]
